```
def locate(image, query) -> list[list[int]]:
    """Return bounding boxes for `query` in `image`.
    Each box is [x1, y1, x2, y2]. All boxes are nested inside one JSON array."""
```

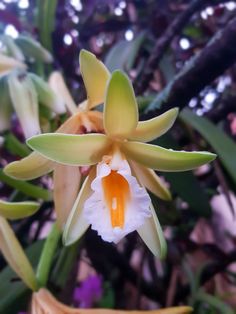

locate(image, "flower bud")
[[8, 70, 41, 138]]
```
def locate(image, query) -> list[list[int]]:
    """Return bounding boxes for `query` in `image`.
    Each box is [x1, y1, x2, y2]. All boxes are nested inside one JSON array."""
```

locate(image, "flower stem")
[[0, 169, 52, 201], [36, 223, 61, 288]]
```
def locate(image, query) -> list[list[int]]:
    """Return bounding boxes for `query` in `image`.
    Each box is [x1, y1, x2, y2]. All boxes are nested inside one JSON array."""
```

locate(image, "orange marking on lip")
[[102, 170, 130, 228]]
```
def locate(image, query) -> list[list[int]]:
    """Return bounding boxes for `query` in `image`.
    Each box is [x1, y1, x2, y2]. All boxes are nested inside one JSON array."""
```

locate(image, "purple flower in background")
[[73, 275, 103, 308]]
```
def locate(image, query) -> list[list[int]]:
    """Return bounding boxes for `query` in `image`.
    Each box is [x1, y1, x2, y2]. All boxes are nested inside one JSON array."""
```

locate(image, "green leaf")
[[197, 291, 234, 314], [180, 108, 236, 185], [36, 0, 58, 52], [0, 169, 52, 201], [105, 32, 145, 72], [0, 240, 44, 314], [154, 135, 212, 217], [0, 200, 40, 220]]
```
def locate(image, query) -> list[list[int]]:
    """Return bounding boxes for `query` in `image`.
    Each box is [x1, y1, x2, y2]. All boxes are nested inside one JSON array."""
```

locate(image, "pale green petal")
[[130, 161, 171, 201], [8, 70, 41, 139], [137, 205, 167, 258], [27, 134, 111, 165], [104, 70, 138, 139], [122, 141, 216, 171], [53, 164, 81, 228], [0, 200, 40, 219], [0, 217, 37, 290], [79, 49, 110, 109], [4, 152, 55, 180], [128, 108, 179, 142], [63, 167, 96, 245]]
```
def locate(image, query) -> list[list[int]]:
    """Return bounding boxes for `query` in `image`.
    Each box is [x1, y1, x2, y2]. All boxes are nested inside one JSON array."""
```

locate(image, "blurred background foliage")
[[0, 0, 236, 313]]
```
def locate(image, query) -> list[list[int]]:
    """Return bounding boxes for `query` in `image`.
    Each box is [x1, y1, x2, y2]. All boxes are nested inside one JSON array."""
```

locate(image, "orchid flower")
[[26, 70, 216, 257], [4, 50, 110, 228], [0, 199, 40, 291], [31, 288, 192, 314]]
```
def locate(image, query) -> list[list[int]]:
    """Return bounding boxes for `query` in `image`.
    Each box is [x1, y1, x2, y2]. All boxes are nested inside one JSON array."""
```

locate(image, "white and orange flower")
[[25, 69, 216, 257]]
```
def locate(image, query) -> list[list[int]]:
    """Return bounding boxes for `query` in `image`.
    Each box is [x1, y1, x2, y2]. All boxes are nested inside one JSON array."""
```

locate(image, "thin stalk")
[[0, 169, 52, 201], [4, 133, 31, 158], [36, 223, 61, 288]]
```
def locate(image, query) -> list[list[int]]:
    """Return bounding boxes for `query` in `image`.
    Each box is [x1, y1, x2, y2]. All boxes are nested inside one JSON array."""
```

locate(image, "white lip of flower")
[[83, 156, 151, 243]]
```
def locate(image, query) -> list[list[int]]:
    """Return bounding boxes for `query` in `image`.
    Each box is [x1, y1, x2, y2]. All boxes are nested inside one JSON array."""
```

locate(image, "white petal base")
[[83, 159, 151, 243]]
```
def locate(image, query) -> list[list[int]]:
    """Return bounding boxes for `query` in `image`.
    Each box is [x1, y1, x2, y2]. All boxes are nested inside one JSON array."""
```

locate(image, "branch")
[[206, 93, 236, 123], [135, 0, 225, 94], [145, 16, 236, 115]]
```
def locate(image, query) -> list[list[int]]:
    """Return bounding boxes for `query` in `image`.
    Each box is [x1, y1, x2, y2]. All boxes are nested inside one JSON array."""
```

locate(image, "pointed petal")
[[63, 167, 96, 246], [104, 70, 138, 139], [129, 108, 179, 142], [0, 217, 37, 290], [79, 49, 110, 109], [53, 164, 81, 228], [27, 134, 111, 165], [130, 161, 171, 201], [0, 53, 26, 75], [0, 200, 40, 219], [137, 204, 167, 258], [48, 71, 77, 114], [4, 152, 55, 180], [122, 141, 216, 171], [8, 70, 41, 139]]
